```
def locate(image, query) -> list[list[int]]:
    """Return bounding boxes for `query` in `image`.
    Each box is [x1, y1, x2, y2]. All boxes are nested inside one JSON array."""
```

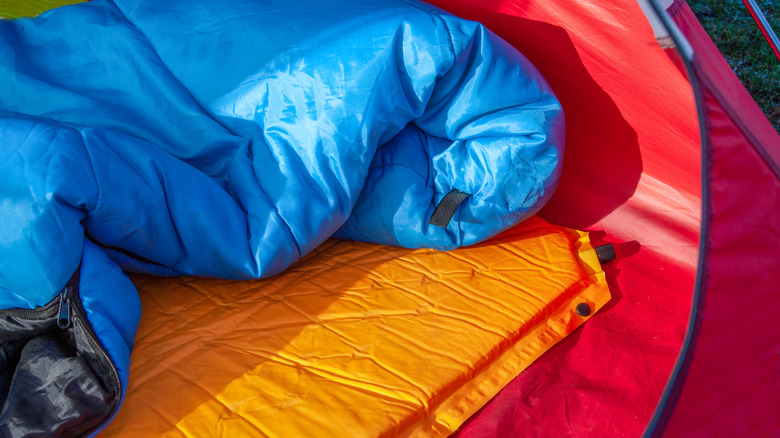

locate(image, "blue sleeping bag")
[[0, 0, 564, 435]]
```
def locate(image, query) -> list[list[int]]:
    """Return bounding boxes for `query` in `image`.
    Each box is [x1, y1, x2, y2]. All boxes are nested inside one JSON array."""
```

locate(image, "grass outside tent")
[[688, 0, 780, 133]]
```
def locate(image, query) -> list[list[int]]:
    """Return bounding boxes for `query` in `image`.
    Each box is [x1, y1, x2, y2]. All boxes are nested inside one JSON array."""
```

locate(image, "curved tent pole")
[[742, 0, 780, 62], [637, 0, 710, 436]]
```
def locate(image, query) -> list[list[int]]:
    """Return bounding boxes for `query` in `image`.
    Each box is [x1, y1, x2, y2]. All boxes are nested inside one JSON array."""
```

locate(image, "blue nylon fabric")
[[79, 240, 141, 436], [0, 0, 563, 431], [1, 0, 563, 306]]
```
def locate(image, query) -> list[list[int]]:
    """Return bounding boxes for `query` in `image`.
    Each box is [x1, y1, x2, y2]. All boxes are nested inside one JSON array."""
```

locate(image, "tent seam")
[[696, 69, 780, 179]]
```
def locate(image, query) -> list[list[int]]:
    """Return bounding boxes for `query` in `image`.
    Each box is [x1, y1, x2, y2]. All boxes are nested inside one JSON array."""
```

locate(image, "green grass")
[[0, 0, 83, 18], [687, 0, 780, 133]]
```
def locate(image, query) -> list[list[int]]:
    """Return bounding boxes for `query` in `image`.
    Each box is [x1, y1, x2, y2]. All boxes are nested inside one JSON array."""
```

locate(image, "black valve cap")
[[595, 244, 616, 264]]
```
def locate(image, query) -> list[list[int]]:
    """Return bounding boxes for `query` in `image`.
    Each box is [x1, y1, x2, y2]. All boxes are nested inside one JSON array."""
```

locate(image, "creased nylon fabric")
[[0, 0, 563, 435], [101, 216, 611, 437], [0, 0, 563, 307]]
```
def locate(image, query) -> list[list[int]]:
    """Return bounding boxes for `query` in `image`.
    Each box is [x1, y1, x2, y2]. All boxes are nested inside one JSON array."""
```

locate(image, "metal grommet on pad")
[[576, 303, 592, 317]]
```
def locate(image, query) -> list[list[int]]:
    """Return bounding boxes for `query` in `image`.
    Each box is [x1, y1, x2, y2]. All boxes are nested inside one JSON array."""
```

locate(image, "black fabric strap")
[[429, 189, 471, 228]]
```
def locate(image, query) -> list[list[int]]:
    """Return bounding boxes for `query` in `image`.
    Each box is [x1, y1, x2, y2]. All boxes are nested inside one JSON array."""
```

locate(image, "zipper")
[[67, 271, 123, 437], [1, 295, 60, 320], [1, 271, 79, 322], [54, 271, 80, 329], [56, 286, 71, 329], [0, 269, 123, 436]]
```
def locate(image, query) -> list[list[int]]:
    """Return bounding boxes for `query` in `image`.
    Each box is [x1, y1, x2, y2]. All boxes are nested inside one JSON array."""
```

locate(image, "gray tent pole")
[[742, 0, 780, 62]]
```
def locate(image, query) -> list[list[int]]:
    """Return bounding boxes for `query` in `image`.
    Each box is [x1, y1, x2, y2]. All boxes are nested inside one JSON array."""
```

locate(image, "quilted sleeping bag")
[[0, 0, 565, 435]]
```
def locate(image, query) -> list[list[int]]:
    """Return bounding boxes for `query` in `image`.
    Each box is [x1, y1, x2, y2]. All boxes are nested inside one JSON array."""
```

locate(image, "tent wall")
[[647, 1, 780, 436]]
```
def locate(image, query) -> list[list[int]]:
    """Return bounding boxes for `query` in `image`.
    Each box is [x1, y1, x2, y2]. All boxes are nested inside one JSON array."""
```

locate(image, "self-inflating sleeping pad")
[[101, 217, 611, 437], [0, 0, 583, 436]]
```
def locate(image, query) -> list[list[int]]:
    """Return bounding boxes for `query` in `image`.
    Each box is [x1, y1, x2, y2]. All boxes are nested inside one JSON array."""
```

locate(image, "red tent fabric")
[[647, 2, 780, 436], [421, 0, 780, 436], [4, 0, 777, 436]]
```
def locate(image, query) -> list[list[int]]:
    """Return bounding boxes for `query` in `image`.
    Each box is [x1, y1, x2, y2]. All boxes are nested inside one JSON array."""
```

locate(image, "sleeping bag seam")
[[245, 148, 304, 258], [426, 3, 459, 67], [370, 162, 428, 186], [76, 128, 103, 213], [396, 0, 459, 57]]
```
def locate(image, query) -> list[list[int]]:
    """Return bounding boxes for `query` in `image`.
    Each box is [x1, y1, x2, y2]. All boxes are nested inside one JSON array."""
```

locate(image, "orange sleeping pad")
[[101, 216, 610, 437]]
